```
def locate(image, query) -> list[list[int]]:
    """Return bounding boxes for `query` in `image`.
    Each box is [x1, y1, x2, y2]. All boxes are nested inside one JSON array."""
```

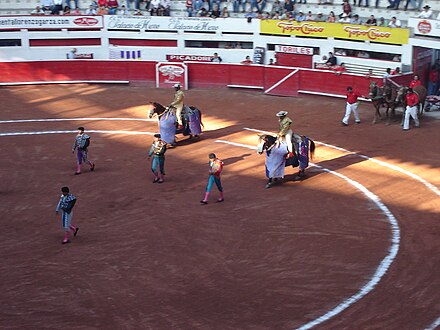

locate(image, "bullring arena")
[[1, 82, 440, 329]]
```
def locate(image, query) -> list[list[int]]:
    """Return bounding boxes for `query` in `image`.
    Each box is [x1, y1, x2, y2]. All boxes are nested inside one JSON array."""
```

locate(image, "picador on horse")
[[148, 83, 203, 146], [257, 111, 316, 188]]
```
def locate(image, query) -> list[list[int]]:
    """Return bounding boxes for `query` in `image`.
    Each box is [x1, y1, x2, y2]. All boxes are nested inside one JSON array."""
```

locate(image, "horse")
[[148, 102, 203, 146], [257, 133, 316, 189], [395, 85, 428, 118], [368, 82, 397, 124]]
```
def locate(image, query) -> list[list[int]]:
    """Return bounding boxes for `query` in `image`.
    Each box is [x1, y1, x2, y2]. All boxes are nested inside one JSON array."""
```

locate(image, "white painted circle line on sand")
[[215, 139, 400, 330], [243, 128, 440, 197], [0, 130, 155, 137], [0, 117, 155, 124], [425, 316, 440, 330]]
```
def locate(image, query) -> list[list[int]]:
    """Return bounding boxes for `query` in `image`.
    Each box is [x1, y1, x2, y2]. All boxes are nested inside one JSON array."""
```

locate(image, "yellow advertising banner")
[[260, 20, 409, 45]]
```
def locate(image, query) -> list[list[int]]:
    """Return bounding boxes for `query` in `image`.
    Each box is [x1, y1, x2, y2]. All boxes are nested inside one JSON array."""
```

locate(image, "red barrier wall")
[[0, 60, 379, 99]]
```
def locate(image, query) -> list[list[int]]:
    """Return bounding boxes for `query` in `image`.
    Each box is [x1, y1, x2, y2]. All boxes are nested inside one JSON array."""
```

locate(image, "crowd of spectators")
[[29, 0, 440, 21]]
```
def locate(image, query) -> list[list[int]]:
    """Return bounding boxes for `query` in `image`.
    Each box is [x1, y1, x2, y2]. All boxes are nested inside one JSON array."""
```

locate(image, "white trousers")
[[283, 129, 293, 153], [342, 102, 360, 125], [175, 104, 183, 125], [403, 105, 419, 130]]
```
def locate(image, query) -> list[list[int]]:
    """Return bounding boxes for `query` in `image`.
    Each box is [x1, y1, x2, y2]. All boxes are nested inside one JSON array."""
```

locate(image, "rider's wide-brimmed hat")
[[173, 83, 181, 88], [276, 111, 288, 117]]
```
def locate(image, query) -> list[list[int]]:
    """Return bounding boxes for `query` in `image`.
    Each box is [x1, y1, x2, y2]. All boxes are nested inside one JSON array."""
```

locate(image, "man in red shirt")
[[342, 86, 364, 126], [409, 75, 422, 89], [403, 88, 420, 130]]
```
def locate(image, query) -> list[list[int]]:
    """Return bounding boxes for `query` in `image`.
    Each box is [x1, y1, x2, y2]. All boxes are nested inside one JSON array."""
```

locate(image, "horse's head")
[[395, 86, 407, 102], [148, 102, 166, 118], [369, 82, 379, 98], [257, 134, 277, 154]]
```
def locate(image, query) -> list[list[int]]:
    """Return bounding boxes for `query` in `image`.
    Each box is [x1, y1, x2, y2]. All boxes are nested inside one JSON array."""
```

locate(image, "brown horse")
[[395, 85, 428, 117], [368, 82, 397, 124]]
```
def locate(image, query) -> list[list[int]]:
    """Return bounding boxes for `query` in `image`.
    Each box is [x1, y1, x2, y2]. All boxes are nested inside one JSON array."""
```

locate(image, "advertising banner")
[[261, 20, 409, 45], [106, 16, 221, 32], [408, 17, 440, 37], [166, 54, 212, 62], [0, 16, 103, 30], [156, 62, 188, 89], [275, 45, 313, 55]]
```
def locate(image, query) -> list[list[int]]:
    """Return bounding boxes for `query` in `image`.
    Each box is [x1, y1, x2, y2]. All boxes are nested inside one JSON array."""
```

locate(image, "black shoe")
[[200, 200, 208, 204], [74, 172, 81, 175], [62, 239, 70, 244], [386, 5, 394, 8], [74, 227, 79, 237], [342, 122, 348, 126], [90, 163, 95, 171], [153, 178, 159, 183], [355, 121, 361, 124]]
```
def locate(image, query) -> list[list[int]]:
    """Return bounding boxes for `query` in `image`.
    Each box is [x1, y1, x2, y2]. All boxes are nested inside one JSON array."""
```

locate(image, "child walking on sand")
[[200, 153, 224, 204], [55, 186, 79, 244]]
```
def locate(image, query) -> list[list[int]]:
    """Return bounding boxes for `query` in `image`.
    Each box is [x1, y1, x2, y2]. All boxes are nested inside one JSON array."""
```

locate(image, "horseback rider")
[[276, 111, 294, 159], [169, 83, 185, 129]]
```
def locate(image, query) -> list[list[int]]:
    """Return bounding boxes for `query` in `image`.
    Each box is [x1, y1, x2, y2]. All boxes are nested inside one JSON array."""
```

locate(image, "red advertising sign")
[[166, 54, 212, 62], [156, 62, 188, 89], [417, 20, 432, 34]]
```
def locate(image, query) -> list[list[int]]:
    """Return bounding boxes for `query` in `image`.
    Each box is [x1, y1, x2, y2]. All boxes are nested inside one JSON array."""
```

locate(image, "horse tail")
[[309, 139, 316, 160], [198, 110, 204, 128]]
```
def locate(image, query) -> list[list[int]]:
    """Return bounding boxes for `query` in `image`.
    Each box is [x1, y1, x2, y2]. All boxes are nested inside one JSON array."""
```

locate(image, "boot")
[[75, 164, 82, 175], [200, 192, 210, 204], [158, 173, 164, 183], [62, 231, 70, 244], [217, 192, 224, 203], [90, 162, 95, 172]]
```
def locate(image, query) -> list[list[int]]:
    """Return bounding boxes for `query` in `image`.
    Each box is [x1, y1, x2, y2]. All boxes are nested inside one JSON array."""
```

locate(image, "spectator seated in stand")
[[262, 11, 271, 19], [315, 12, 326, 22], [326, 52, 337, 66], [97, 5, 108, 14], [241, 56, 253, 65], [327, 11, 336, 22], [366, 68, 374, 78], [197, 7, 208, 16], [245, 8, 256, 19], [63, 6, 71, 14], [388, 16, 401, 28], [71, 6, 81, 14], [31, 5, 46, 14], [377, 17, 385, 26], [221, 6, 230, 17], [357, 50, 370, 58], [392, 54, 401, 61], [272, 11, 281, 19], [391, 67, 401, 75], [118, 4, 129, 14], [283, 0, 295, 15], [296, 10, 306, 21], [333, 62, 347, 75], [418, 4, 432, 19], [350, 14, 362, 24], [150, 0, 160, 15], [210, 4, 221, 18], [97, 0, 107, 9], [211, 52, 223, 63], [41, 0, 54, 13], [52, 0, 63, 14], [280, 10, 294, 20], [85, 4, 97, 13], [334, 48, 346, 56], [305, 11, 313, 21], [365, 15, 377, 26], [271, 0, 282, 17], [67, 48, 77, 59], [339, 13, 351, 23]]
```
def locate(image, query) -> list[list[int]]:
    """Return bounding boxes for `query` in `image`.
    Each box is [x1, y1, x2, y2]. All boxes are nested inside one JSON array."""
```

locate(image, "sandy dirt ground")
[[0, 84, 439, 330]]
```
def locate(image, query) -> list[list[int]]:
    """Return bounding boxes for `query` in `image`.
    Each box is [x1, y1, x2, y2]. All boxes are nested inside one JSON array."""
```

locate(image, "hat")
[[154, 133, 161, 138], [342, 13, 348, 17], [276, 111, 288, 117], [317, 11, 323, 14], [299, 10, 303, 13], [77, 126, 85, 131], [423, 4, 430, 8], [173, 83, 180, 88]]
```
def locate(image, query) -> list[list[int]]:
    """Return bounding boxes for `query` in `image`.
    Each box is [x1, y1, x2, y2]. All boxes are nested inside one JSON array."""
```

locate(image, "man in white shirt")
[[339, 13, 351, 23], [388, 16, 401, 28], [418, 4, 432, 19]]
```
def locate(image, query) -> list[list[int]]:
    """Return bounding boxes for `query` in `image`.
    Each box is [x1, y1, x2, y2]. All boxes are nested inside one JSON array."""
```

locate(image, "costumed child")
[[72, 126, 95, 175], [200, 153, 224, 204], [55, 186, 79, 244], [148, 134, 167, 183]]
